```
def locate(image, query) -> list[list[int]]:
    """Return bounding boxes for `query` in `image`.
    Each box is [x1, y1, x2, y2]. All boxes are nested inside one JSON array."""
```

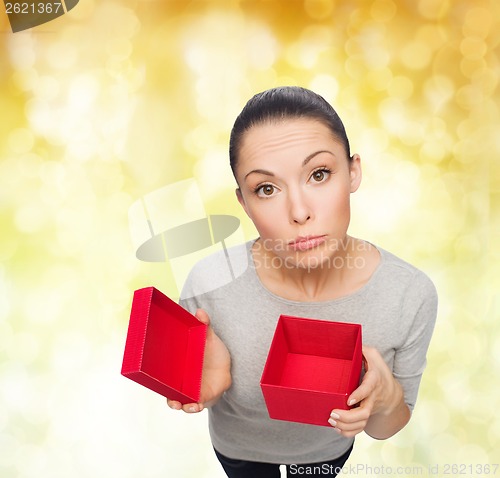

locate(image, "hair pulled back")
[[229, 86, 351, 177]]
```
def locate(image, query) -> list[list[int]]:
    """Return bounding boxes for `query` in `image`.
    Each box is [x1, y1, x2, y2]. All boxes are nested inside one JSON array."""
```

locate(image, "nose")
[[287, 188, 312, 225]]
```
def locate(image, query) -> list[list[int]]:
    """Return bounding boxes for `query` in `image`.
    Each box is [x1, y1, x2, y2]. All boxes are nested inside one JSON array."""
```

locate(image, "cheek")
[[245, 202, 283, 236], [250, 207, 278, 231], [314, 185, 351, 217]]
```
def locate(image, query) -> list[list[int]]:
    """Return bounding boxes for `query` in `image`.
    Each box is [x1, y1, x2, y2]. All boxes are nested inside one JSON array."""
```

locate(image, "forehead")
[[238, 118, 345, 166]]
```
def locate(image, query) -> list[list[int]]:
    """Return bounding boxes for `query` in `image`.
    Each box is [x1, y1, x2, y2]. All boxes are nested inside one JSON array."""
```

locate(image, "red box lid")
[[121, 287, 207, 404], [260, 315, 362, 426]]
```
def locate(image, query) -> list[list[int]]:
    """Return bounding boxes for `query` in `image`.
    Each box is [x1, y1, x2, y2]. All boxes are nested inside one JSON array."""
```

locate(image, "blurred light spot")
[[387, 75, 414, 99], [347, 25, 390, 69], [492, 335, 500, 369], [429, 433, 460, 460], [357, 127, 389, 156], [419, 400, 451, 434], [370, 0, 396, 22], [106, 38, 133, 61], [463, 7, 492, 39], [8, 332, 40, 365], [366, 67, 393, 91], [355, 156, 420, 233], [8, 128, 34, 154], [0, 433, 18, 468], [183, 125, 217, 157], [460, 57, 487, 80], [419, 141, 446, 163], [440, 369, 471, 412], [50, 332, 90, 378], [14, 203, 47, 234], [432, 316, 455, 353], [488, 417, 500, 447], [194, 148, 235, 200], [308, 74, 339, 104], [420, 127, 450, 162], [471, 68, 498, 96], [378, 97, 405, 135], [418, 0, 450, 20], [344, 56, 367, 80], [245, 26, 278, 70], [456, 443, 490, 466], [303, 0, 334, 20], [46, 41, 77, 70], [400, 120, 424, 146], [7, 36, 36, 70], [0, 302, 14, 354], [380, 440, 414, 465], [400, 40, 432, 70], [34, 75, 60, 101], [25, 99, 56, 141], [11, 67, 38, 92], [424, 74, 454, 110], [455, 84, 483, 110], [23, 288, 63, 325], [454, 233, 483, 259], [287, 27, 333, 69], [17, 444, 48, 476], [460, 36, 488, 60], [0, 362, 31, 411], [68, 74, 100, 112], [415, 24, 448, 52]]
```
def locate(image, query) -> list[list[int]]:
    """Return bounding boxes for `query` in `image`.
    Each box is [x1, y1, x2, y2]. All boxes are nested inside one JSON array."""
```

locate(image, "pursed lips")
[[287, 235, 327, 251]]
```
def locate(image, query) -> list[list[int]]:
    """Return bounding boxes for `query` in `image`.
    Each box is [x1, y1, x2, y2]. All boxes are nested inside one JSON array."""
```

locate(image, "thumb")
[[347, 371, 376, 407], [195, 308, 211, 326]]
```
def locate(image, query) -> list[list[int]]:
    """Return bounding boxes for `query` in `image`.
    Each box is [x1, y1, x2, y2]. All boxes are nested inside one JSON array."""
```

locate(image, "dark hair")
[[229, 86, 351, 177]]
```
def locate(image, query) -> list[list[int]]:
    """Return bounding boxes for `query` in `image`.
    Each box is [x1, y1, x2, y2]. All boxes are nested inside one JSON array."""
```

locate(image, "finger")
[[347, 372, 377, 406], [336, 425, 365, 438], [195, 308, 211, 325], [332, 418, 368, 433], [328, 415, 367, 437], [182, 402, 204, 413], [330, 406, 371, 426], [167, 399, 182, 410]]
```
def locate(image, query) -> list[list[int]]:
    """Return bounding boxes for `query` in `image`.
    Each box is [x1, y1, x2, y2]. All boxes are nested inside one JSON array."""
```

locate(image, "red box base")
[[260, 315, 362, 427], [121, 287, 207, 404]]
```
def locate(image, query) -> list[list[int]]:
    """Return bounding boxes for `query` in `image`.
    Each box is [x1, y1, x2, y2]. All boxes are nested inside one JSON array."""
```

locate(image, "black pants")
[[214, 444, 353, 478]]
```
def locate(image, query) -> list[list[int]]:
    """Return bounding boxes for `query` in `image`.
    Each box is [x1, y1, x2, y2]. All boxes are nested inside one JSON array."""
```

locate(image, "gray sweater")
[[180, 240, 438, 464]]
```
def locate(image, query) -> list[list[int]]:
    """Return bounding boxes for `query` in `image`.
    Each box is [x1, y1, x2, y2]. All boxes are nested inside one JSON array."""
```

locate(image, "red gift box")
[[121, 287, 207, 404], [260, 315, 362, 427]]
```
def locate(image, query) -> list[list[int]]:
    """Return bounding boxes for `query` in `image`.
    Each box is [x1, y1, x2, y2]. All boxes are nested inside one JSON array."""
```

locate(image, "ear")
[[235, 188, 251, 218], [349, 154, 362, 193]]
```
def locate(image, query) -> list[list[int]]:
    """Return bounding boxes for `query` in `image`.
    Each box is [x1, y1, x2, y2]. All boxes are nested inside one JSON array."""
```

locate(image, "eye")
[[310, 167, 331, 183], [255, 183, 278, 197]]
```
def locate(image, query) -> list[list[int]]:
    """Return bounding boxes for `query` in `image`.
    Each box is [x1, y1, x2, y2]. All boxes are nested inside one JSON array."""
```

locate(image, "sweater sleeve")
[[392, 270, 438, 412]]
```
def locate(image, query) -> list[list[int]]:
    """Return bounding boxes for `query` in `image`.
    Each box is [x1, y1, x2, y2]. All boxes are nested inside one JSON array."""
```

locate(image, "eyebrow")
[[244, 150, 336, 180]]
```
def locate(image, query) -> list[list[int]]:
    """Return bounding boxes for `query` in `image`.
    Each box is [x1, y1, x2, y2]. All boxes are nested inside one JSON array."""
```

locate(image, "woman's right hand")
[[167, 308, 231, 413]]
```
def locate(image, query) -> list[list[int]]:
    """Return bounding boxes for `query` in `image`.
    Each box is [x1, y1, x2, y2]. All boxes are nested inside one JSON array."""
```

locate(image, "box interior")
[[265, 316, 360, 394], [141, 300, 205, 398]]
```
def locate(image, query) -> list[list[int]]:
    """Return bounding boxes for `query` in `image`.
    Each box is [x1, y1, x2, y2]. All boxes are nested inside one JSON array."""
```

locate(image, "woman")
[[167, 86, 438, 477]]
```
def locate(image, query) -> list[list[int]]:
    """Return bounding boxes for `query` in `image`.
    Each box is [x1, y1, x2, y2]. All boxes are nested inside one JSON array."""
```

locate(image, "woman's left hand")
[[328, 345, 409, 439]]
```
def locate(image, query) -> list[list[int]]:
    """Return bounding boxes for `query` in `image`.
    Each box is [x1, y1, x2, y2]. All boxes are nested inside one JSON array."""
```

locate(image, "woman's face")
[[235, 118, 362, 269]]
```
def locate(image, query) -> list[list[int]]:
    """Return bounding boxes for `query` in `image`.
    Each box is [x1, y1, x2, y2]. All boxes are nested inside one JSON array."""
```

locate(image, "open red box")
[[121, 287, 207, 404], [260, 315, 362, 427]]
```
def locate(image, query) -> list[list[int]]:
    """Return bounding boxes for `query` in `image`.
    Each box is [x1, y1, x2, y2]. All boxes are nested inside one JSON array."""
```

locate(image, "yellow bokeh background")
[[1, 1, 499, 477]]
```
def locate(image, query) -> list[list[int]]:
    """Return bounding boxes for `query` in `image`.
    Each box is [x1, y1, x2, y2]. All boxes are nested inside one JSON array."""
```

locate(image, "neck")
[[253, 235, 369, 302]]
